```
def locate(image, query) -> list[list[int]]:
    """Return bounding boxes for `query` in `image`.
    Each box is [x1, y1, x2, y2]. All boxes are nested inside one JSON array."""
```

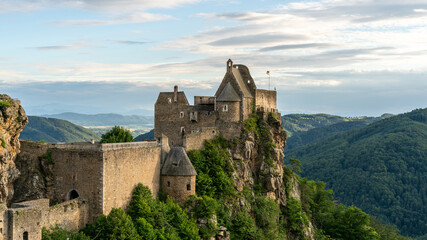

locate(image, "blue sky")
[[1, 0, 427, 116]]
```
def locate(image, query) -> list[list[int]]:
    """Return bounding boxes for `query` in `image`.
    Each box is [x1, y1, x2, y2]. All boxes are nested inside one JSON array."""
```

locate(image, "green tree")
[[231, 211, 257, 240], [83, 208, 140, 240], [100, 126, 134, 143], [42, 226, 90, 240]]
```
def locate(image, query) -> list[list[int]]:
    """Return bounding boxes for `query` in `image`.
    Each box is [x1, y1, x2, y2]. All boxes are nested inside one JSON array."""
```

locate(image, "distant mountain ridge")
[[20, 116, 100, 143], [283, 113, 393, 150], [41, 112, 153, 127], [285, 108, 427, 238]]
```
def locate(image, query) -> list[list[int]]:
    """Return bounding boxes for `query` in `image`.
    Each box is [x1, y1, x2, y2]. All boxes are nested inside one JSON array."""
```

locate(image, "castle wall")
[[183, 127, 217, 150], [255, 89, 277, 113], [217, 101, 240, 122], [155, 100, 217, 147], [49, 147, 103, 222], [242, 97, 254, 121], [102, 142, 161, 215], [0, 204, 7, 240], [47, 198, 88, 231], [16, 141, 105, 222], [155, 102, 191, 146], [7, 203, 42, 240], [161, 175, 196, 205]]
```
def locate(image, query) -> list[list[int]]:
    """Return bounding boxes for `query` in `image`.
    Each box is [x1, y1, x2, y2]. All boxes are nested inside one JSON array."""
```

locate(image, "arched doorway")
[[67, 189, 79, 200]]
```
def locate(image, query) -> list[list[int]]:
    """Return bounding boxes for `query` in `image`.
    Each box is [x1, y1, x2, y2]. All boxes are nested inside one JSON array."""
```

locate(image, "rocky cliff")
[[232, 112, 315, 239], [0, 94, 28, 204]]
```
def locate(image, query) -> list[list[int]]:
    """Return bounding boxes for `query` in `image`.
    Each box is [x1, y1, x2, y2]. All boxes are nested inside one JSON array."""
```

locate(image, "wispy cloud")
[[0, 0, 199, 14], [32, 41, 88, 51], [50, 12, 173, 26], [111, 40, 148, 45], [259, 43, 336, 52]]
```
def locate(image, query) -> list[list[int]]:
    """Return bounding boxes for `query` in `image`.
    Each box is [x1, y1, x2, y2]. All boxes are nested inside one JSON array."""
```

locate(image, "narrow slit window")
[[223, 105, 228, 112], [187, 183, 191, 191], [167, 181, 171, 187], [180, 112, 184, 118]]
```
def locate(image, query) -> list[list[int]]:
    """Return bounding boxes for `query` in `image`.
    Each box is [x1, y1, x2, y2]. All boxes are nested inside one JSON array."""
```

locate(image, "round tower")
[[161, 147, 197, 204]]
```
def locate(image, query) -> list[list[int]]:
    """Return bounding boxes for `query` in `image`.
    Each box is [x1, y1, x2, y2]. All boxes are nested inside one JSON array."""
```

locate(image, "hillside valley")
[[285, 108, 427, 238], [20, 116, 100, 143], [41, 112, 154, 137]]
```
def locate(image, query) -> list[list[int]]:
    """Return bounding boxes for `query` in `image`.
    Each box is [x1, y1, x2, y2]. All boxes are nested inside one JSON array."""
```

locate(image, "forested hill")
[[282, 113, 392, 149], [42, 112, 153, 126], [134, 129, 154, 141], [20, 116, 100, 142], [285, 108, 427, 238]]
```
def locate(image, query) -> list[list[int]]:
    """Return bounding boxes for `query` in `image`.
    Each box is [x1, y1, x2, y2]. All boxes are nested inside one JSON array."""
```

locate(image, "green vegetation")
[[0, 100, 12, 108], [43, 127, 410, 240], [282, 113, 391, 145], [42, 225, 89, 240], [286, 108, 427, 237], [100, 125, 134, 143], [0, 138, 6, 148], [20, 116, 100, 143], [245, 113, 277, 167]]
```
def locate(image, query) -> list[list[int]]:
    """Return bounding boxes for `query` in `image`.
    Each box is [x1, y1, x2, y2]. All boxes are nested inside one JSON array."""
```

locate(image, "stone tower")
[[161, 147, 197, 204]]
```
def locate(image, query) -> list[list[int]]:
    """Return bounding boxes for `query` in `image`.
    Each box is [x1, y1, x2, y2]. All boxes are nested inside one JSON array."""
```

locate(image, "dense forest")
[[285, 108, 427, 238], [282, 113, 392, 139], [20, 116, 100, 142]]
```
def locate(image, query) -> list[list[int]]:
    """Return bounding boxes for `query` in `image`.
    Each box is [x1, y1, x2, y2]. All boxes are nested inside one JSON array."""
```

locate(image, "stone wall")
[[7, 201, 43, 240], [183, 127, 217, 150], [255, 89, 277, 113], [217, 101, 240, 122], [155, 92, 217, 147], [102, 143, 161, 215], [47, 198, 88, 231], [3, 198, 88, 240], [49, 147, 103, 221], [161, 175, 196, 205]]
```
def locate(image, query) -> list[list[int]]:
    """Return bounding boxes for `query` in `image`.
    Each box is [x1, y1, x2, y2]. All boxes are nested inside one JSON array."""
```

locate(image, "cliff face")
[[0, 94, 28, 204], [231, 112, 315, 239]]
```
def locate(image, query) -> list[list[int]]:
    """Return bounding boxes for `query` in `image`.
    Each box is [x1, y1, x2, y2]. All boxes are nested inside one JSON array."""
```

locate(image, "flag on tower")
[[266, 71, 270, 75]]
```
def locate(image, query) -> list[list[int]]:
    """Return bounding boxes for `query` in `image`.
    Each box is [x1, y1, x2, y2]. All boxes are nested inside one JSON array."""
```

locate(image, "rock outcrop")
[[0, 94, 28, 204], [230, 112, 315, 239]]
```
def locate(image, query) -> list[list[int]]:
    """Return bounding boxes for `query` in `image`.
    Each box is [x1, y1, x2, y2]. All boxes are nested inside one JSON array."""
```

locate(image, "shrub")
[[0, 100, 12, 108], [230, 211, 257, 240], [100, 126, 133, 143]]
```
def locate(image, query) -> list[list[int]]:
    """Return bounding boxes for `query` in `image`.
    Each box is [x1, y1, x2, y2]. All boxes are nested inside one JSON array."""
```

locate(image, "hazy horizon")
[[2, 0, 427, 117]]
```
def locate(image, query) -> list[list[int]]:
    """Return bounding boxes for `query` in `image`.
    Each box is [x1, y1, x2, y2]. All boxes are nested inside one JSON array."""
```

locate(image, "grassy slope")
[[20, 116, 101, 142], [285, 108, 427, 237]]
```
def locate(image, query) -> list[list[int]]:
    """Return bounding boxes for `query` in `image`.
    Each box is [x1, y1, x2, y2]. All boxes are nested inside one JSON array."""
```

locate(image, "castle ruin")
[[0, 59, 279, 240]]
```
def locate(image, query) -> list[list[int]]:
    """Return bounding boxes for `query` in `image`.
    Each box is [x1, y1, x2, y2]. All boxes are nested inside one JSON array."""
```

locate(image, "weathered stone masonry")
[[3, 59, 277, 240]]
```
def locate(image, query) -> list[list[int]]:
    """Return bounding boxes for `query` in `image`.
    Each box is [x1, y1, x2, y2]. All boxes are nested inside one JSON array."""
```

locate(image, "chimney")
[[173, 85, 178, 103], [227, 59, 233, 73]]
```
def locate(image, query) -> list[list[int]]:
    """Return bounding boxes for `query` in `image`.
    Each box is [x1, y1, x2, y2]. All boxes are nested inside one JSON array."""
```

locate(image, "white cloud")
[[51, 12, 173, 26]]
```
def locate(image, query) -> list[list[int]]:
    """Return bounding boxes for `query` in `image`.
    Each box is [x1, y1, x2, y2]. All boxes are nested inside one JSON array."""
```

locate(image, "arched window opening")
[[68, 189, 79, 200], [187, 183, 191, 191], [23, 232, 28, 240]]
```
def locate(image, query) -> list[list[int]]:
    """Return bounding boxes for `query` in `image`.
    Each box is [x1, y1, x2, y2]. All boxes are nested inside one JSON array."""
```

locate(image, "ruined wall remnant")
[[0, 94, 28, 205], [102, 142, 161, 215]]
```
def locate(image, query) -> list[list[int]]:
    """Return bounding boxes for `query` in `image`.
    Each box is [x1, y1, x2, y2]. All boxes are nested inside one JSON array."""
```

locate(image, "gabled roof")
[[161, 147, 197, 176], [155, 92, 189, 105], [232, 67, 252, 98], [215, 60, 255, 99], [216, 82, 241, 102]]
